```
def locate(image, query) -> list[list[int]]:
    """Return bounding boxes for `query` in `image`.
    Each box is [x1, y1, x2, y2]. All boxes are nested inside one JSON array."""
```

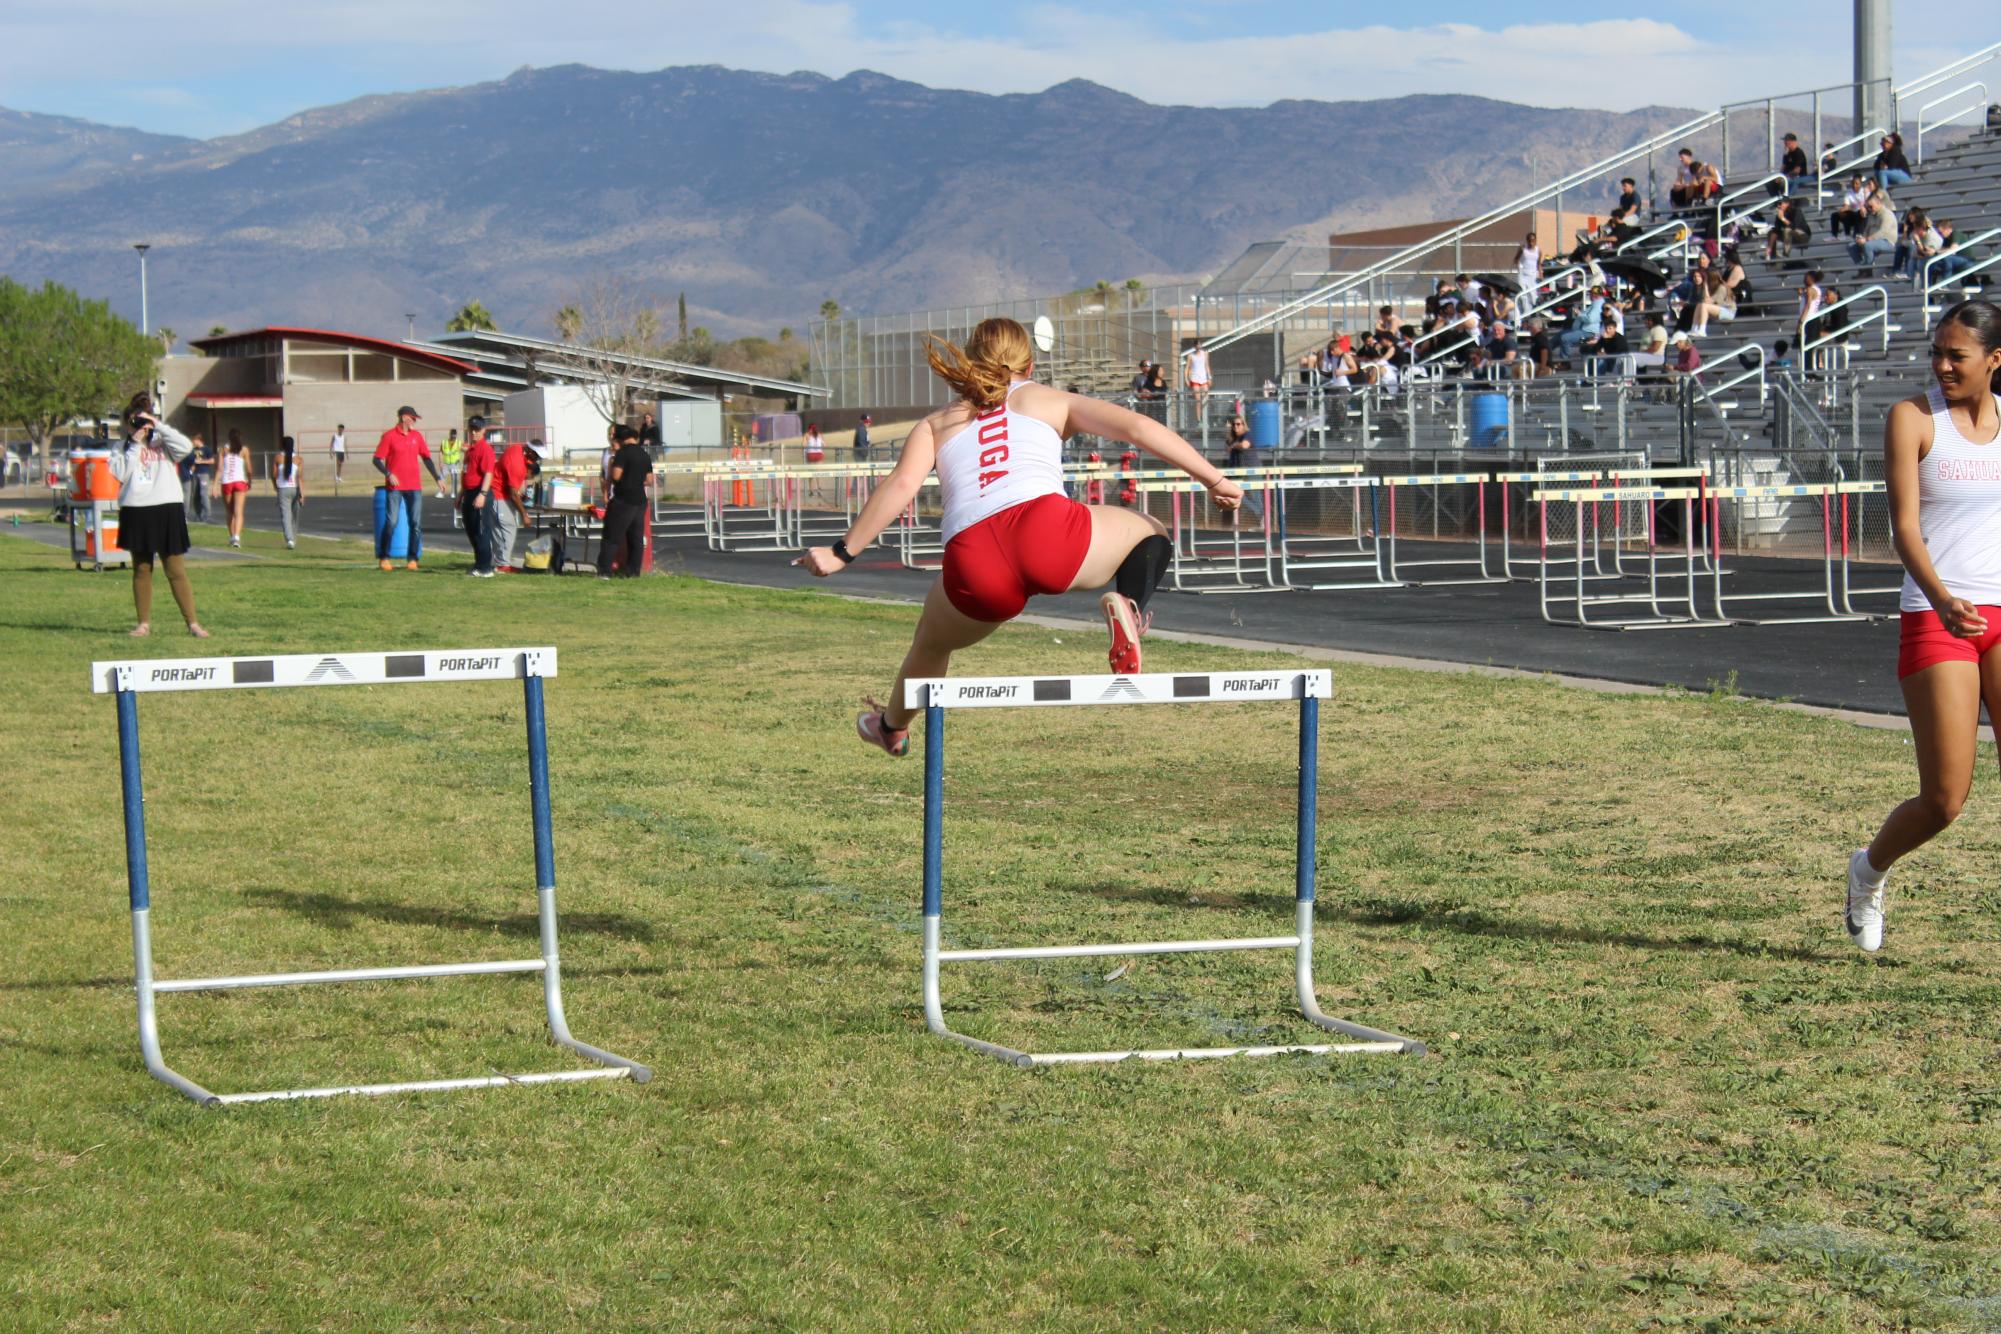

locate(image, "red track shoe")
[[856, 698, 910, 757], [1101, 592, 1147, 675]]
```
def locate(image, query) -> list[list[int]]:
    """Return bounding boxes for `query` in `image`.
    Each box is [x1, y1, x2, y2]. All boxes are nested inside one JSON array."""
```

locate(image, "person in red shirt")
[[372, 405, 440, 571], [459, 424, 498, 576], [489, 438, 538, 570]]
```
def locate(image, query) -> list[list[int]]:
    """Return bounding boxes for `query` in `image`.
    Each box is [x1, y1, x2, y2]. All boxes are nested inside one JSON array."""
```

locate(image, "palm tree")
[[553, 305, 583, 342], [446, 300, 497, 333], [1092, 280, 1114, 309], [819, 300, 842, 322], [155, 326, 177, 355]]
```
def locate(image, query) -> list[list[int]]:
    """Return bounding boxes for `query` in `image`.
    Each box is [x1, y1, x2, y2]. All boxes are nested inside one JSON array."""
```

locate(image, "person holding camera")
[[110, 393, 207, 638]]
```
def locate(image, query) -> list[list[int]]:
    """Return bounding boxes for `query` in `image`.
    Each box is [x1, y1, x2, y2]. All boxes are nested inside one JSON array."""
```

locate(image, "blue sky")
[[0, 1, 1982, 139]]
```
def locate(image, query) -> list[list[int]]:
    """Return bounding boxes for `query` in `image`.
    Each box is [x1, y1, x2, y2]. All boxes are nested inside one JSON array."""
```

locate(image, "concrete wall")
[[283, 382, 464, 455]]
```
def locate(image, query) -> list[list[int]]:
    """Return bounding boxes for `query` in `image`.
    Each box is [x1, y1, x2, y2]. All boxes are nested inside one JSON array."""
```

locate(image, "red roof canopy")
[[189, 326, 476, 376]]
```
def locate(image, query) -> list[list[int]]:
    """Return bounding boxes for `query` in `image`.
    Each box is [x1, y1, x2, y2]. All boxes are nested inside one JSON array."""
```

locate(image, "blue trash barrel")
[[1246, 399, 1281, 449], [1469, 392, 1509, 448], [373, 485, 411, 559]]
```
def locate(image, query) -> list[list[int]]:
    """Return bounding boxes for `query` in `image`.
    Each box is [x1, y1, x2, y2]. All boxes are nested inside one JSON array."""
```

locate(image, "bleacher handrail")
[[1896, 40, 2001, 101], [1695, 340, 1769, 409], [1914, 81, 1989, 163], [1615, 218, 1691, 263], [1715, 173, 1790, 234], [1922, 233, 2001, 329], [1199, 107, 1725, 354], [1515, 265, 1592, 327], [1816, 126, 1889, 199], [1801, 285, 1892, 366]]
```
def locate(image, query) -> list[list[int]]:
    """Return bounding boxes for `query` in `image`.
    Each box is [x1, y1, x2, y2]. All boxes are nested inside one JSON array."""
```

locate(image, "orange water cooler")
[[68, 450, 129, 570]]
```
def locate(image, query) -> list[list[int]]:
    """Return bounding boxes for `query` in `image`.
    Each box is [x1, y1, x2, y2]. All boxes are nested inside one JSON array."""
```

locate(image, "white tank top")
[[276, 456, 300, 487], [1901, 385, 2001, 611], [220, 451, 248, 485], [936, 381, 1066, 543]]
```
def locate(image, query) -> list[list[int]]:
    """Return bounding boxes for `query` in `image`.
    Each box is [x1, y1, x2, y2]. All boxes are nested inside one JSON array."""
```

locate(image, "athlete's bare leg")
[[1867, 661, 1980, 870], [882, 578, 1004, 730], [1066, 504, 1168, 591]]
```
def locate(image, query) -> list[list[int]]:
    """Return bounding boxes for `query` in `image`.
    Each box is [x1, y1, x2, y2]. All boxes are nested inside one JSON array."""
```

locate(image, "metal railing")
[[1816, 126, 1889, 199], [1915, 81, 1989, 163], [1615, 218, 1693, 265], [1715, 173, 1790, 234], [1800, 285, 1892, 369], [1200, 108, 1725, 354], [1694, 341, 1769, 411], [1922, 234, 2001, 328]]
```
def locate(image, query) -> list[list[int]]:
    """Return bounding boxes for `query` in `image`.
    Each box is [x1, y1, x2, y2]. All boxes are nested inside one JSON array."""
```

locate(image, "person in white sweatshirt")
[[110, 392, 207, 638]]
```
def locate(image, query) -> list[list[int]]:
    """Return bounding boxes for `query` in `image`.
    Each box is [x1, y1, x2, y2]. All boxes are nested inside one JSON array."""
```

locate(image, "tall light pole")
[[133, 243, 152, 334], [1855, 0, 1892, 141], [405, 312, 417, 340]]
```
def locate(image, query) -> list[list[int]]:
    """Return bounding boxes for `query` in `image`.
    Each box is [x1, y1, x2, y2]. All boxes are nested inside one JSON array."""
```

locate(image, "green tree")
[[1123, 278, 1145, 308], [677, 292, 688, 340], [207, 324, 227, 337], [446, 300, 497, 333], [553, 305, 583, 342], [1092, 280, 1114, 308], [155, 326, 178, 355], [819, 300, 841, 322], [0, 278, 156, 473]]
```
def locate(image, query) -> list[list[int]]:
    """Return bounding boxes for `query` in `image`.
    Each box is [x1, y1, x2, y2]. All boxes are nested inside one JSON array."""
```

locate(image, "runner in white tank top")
[[795, 317, 1243, 755], [1847, 299, 2001, 954]]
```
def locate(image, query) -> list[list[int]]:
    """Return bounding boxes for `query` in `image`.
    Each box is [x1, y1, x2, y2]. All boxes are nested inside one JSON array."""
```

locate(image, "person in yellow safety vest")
[[437, 428, 465, 498]]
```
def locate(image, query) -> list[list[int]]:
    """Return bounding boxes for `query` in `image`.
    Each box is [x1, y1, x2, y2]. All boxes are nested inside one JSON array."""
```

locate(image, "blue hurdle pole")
[[119, 684, 220, 1105], [524, 671, 653, 1083]]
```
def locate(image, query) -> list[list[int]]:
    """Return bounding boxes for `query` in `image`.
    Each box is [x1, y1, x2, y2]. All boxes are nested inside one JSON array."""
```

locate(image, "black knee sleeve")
[[1114, 535, 1173, 616]]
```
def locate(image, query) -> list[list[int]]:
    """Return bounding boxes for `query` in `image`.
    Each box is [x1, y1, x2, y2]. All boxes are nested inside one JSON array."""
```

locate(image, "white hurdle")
[[94, 647, 651, 1106], [907, 669, 1424, 1066]]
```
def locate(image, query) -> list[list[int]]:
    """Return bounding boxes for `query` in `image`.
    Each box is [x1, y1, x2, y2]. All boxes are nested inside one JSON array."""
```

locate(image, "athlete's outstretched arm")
[[796, 421, 939, 576], [1058, 393, 1242, 508]]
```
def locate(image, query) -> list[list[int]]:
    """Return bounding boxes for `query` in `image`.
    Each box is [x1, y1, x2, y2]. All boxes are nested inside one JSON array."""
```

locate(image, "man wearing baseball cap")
[[373, 405, 440, 571]]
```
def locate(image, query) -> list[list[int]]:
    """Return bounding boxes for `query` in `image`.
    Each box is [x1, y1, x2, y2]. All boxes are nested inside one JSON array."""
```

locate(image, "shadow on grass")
[[242, 887, 658, 942], [1055, 880, 1834, 963]]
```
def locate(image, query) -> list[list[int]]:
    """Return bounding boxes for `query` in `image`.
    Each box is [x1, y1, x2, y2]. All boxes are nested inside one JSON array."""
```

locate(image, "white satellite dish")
[[1031, 314, 1056, 353]]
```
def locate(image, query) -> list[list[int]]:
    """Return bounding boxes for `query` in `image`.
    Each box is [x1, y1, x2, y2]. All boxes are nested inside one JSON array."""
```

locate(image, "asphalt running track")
[[16, 490, 1910, 716]]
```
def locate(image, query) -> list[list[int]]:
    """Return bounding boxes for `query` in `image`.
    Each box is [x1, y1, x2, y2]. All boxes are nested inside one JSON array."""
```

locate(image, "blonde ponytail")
[[925, 317, 1033, 410]]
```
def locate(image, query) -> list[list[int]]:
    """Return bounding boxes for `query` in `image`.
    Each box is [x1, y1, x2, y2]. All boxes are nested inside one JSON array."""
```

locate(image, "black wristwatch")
[[831, 539, 858, 564]]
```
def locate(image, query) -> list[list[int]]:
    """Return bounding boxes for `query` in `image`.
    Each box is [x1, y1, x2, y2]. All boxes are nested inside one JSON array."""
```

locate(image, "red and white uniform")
[[937, 381, 1091, 622], [1901, 385, 2001, 612], [1897, 385, 2001, 678]]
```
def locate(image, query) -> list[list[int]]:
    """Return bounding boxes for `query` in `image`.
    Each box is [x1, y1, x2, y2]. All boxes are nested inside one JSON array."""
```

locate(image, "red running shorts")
[[941, 493, 1094, 623], [1898, 607, 2001, 678]]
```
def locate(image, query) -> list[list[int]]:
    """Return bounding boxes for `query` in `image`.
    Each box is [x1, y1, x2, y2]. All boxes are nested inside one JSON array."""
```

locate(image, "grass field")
[[4, 522, 2001, 1329]]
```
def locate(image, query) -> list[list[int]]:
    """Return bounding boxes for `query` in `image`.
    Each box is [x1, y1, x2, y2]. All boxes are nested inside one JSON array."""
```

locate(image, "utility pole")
[[405, 313, 417, 340], [133, 243, 152, 334], [1854, 0, 1892, 140]]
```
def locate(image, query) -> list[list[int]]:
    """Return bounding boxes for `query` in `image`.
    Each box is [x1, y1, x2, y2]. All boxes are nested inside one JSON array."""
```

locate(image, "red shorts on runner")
[[1898, 607, 2001, 678], [221, 481, 249, 497], [942, 493, 1093, 623]]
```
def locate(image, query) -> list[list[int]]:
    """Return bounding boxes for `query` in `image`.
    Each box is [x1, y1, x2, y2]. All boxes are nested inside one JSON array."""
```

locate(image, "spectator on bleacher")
[[1669, 148, 1699, 208], [1556, 286, 1607, 366], [1720, 247, 1750, 303], [1688, 270, 1736, 338], [1182, 343, 1212, 413], [1798, 270, 1826, 346], [1829, 176, 1870, 237], [1849, 194, 1899, 275], [1457, 273, 1483, 307], [1694, 159, 1723, 203], [1766, 195, 1811, 259], [1486, 321, 1522, 377], [1586, 317, 1631, 377], [1821, 142, 1839, 176], [1779, 133, 1812, 193], [1373, 306, 1398, 340], [1896, 206, 1942, 281], [1617, 176, 1641, 216], [1874, 132, 1913, 189], [1930, 220, 1978, 285], [1128, 359, 1153, 397], [1667, 331, 1703, 381], [1770, 339, 1794, 372], [1522, 316, 1555, 375], [1223, 412, 1252, 468], [1513, 233, 1541, 294], [1297, 353, 1320, 388]]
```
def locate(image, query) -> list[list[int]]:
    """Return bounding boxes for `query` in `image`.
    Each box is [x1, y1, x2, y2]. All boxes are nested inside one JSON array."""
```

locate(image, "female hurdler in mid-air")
[[797, 317, 1243, 756]]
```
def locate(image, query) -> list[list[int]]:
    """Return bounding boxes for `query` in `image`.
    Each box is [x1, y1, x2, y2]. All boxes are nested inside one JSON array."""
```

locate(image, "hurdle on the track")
[[1494, 466, 1713, 584], [1700, 480, 1896, 624], [93, 646, 651, 1106], [905, 669, 1424, 1066], [1532, 484, 1726, 629]]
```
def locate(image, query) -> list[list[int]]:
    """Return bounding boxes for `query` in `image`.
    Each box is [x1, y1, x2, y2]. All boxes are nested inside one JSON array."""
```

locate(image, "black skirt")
[[117, 502, 191, 560]]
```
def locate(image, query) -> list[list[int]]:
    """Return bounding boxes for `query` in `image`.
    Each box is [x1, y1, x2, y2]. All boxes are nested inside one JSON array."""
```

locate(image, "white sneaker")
[[1846, 848, 1886, 953]]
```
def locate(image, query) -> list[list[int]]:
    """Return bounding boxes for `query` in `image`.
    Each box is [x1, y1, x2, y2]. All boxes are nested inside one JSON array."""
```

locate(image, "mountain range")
[[0, 66, 1698, 341]]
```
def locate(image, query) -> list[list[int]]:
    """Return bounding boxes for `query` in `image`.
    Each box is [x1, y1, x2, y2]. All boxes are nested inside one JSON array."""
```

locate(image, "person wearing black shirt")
[[1616, 177, 1640, 217], [637, 411, 661, 448], [1587, 318, 1631, 377], [1779, 133, 1811, 193], [596, 424, 653, 578]]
